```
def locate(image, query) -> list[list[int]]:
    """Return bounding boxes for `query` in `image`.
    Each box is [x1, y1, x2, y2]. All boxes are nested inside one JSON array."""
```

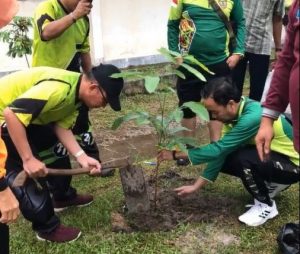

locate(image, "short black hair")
[[201, 76, 241, 106]]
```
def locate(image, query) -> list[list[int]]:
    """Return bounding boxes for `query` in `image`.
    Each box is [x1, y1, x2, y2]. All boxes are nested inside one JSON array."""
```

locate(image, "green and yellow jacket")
[[168, 0, 245, 65], [32, 0, 90, 69], [188, 97, 299, 182], [0, 67, 82, 129]]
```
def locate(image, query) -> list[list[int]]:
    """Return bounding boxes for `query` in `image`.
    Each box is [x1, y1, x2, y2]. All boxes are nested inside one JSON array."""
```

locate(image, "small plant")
[[0, 16, 33, 67], [112, 47, 212, 209]]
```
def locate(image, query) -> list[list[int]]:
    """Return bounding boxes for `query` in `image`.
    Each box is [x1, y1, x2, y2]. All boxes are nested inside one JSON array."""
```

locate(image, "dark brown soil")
[[114, 169, 239, 232]]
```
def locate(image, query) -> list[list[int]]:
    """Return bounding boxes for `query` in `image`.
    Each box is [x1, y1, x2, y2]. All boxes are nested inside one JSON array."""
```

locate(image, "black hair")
[[201, 76, 241, 106]]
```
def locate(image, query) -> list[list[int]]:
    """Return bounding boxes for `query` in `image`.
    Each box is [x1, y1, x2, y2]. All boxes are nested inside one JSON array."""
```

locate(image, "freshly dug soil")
[[114, 169, 239, 232]]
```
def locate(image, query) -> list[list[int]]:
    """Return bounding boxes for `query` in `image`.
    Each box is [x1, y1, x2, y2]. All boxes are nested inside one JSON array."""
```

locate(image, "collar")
[[230, 96, 246, 124]]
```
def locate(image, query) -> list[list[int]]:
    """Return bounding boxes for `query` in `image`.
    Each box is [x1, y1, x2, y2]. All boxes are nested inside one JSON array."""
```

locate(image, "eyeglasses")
[[98, 87, 108, 105]]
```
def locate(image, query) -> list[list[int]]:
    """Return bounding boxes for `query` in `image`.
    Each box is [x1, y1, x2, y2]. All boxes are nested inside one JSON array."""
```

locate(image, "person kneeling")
[[158, 77, 299, 227]]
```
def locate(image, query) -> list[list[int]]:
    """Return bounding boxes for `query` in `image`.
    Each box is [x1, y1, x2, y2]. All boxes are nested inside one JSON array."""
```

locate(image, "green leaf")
[[157, 47, 177, 63], [168, 108, 183, 123], [166, 87, 176, 94], [173, 69, 186, 79], [182, 102, 209, 121], [111, 111, 149, 130], [167, 126, 189, 135], [181, 63, 206, 81], [144, 76, 160, 93], [183, 55, 214, 75], [135, 117, 150, 126], [110, 71, 144, 79]]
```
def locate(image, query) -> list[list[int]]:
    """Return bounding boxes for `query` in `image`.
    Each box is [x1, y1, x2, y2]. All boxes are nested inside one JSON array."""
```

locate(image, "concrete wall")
[[0, 0, 171, 73]]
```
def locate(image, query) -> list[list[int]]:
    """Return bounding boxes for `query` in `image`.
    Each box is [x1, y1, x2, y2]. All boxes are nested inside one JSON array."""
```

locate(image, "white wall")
[[0, 0, 171, 72], [93, 0, 169, 66]]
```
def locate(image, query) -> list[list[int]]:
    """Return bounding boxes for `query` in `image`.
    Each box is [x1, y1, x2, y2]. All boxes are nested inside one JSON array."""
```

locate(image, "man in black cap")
[[0, 64, 124, 243]]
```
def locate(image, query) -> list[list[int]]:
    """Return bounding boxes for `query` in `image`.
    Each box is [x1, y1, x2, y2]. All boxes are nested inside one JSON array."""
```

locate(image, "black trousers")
[[0, 223, 9, 254], [221, 146, 299, 206], [1, 112, 100, 233], [232, 52, 270, 101]]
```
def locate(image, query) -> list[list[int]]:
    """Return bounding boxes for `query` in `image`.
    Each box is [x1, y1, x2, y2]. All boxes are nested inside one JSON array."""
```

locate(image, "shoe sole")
[[238, 211, 279, 227], [36, 231, 82, 243], [54, 200, 94, 213]]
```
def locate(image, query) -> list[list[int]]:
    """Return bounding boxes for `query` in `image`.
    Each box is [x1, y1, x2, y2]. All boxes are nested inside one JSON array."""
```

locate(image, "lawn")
[[9, 85, 299, 254]]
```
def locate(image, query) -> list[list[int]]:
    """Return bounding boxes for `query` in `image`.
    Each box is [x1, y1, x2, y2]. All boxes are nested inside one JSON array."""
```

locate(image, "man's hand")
[[23, 157, 48, 178], [226, 54, 242, 69], [73, 0, 93, 20], [157, 150, 173, 163], [255, 117, 275, 161], [76, 153, 101, 175], [174, 184, 198, 197], [0, 187, 20, 224]]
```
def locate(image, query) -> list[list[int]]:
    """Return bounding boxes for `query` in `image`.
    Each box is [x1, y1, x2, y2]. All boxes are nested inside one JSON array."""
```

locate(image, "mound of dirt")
[[114, 170, 239, 232]]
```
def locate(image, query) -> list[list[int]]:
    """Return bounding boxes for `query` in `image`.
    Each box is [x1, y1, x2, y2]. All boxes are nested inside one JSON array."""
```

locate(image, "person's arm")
[[226, 0, 245, 68], [53, 124, 101, 174], [0, 137, 20, 224], [38, 0, 92, 41], [255, 117, 275, 161], [263, 0, 297, 114], [174, 177, 208, 196], [0, 187, 20, 224], [167, 0, 183, 53], [3, 108, 47, 178]]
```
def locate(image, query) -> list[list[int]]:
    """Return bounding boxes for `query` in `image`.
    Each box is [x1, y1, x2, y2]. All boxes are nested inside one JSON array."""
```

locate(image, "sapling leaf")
[[167, 126, 190, 135], [173, 69, 186, 79], [157, 47, 177, 63], [168, 108, 184, 123], [181, 63, 206, 81], [111, 111, 149, 130], [144, 76, 160, 93], [111, 71, 144, 79], [183, 55, 214, 75], [182, 101, 209, 121], [166, 87, 176, 94]]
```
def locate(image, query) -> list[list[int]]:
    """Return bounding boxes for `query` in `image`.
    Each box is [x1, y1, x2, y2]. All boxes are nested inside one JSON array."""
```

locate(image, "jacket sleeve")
[[0, 138, 8, 191], [167, 0, 183, 52], [188, 102, 261, 180], [230, 0, 245, 55], [262, 1, 297, 116]]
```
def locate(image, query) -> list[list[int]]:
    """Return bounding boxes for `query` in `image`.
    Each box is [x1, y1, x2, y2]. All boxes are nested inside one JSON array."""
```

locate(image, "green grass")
[[9, 89, 299, 254]]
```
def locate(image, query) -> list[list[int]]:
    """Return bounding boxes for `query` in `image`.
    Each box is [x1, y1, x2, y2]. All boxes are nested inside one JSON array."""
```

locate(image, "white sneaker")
[[266, 182, 291, 199], [239, 199, 278, 227]]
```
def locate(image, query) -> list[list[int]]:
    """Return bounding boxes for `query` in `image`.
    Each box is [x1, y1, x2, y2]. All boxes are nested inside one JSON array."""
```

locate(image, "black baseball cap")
[[91, 64, 124, 111]]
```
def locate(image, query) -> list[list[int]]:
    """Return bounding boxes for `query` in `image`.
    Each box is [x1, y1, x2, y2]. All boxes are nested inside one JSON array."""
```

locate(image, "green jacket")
[[188, 97, 299, 182], [168, 0, 245, 65]]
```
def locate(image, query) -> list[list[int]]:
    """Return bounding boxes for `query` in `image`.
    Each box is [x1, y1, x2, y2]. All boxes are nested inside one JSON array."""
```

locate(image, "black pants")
[[232, 52, 270, 101], [1, 117, 99, 233], [221, 146, 299, 206], [0, 223, 9, 254], [176, 59, 231, 119]]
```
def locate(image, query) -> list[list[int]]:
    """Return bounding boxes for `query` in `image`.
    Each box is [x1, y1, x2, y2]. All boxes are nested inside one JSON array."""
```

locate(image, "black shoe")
[[100, 167, 115, 177], [176, 158, 190, 166]]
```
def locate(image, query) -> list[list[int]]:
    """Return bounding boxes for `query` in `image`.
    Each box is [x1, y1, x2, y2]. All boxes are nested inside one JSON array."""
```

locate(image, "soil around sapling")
[[115, 169, 239, 232]]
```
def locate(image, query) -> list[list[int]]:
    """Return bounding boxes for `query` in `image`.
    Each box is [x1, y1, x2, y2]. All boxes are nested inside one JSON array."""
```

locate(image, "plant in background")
[[112, 47, 212, 209], [0, 16, 33, 67]]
